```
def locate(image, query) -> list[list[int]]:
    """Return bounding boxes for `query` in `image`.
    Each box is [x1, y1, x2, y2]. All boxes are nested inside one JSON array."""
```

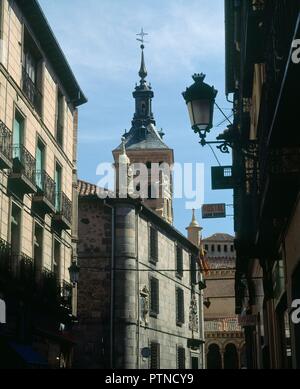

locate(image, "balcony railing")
[[41, 267, 60, 305], [0, 238, 12, 275], [61, 280, 73, 311], [11, 145, 36, 186], [55, 192, 72, 225], [0, 120, 13, 168], [0, 244, 34, 285], [205, 318, 242, 333], [35, 170, 56, 209], [21, 67, 42, 116]]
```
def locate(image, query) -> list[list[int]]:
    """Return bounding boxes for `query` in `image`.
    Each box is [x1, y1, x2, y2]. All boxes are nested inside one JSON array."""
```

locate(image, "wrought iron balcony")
[[21, 67, 43, 116], [33, 170, 56, 213], [18, 254, 35, 286], [0, 238, 12, 277], [61, 280, 73, 312], [9, 145, 37, 194], [0, 244, 35, 290], [41, 267, 60, 305], [53, 192, 72, 230], [0, 120, 13, 169]]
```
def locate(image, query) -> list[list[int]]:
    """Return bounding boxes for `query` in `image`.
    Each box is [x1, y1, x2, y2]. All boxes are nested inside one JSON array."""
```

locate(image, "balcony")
[[0, 120, 13, 170], [61, 281, 73, 313], [32, 170, 56, 214], [9, 145, 37, 195], [0, 239, 12, 278], [21, 67, 43, 116], [52, 192, 72, 231], [0, 244, 35, 291], [204, 318, 242, 333], [40, 268, 60, 306]]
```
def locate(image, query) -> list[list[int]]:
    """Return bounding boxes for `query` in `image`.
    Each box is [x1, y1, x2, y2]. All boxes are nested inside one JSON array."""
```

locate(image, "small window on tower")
[[141, 101, 146, 114]]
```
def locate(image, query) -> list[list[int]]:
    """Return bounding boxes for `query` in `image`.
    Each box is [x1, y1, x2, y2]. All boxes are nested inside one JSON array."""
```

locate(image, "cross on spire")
[[136, 28, 148, 47]]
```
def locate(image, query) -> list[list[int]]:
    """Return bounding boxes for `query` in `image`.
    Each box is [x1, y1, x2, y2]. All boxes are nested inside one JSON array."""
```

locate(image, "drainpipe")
[[136, 206, 140, 369], [104, 200, 115, 369]]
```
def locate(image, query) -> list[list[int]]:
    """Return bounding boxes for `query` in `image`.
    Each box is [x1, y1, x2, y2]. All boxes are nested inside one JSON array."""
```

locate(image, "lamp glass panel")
[[192, 99, 211, 127]]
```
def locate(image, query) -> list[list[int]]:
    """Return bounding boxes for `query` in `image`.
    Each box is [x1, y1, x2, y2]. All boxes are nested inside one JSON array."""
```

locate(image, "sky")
[[39, 0, 234, 239]]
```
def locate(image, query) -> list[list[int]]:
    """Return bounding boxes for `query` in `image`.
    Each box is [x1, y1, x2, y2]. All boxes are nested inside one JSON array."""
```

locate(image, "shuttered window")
[[176, 245, 183, 278], [150, 342, 160, 369], [177, 347, 186, 369], [176, 287, 185, 325], [150, 277, 159, 317], [150, 226, 158, 264]]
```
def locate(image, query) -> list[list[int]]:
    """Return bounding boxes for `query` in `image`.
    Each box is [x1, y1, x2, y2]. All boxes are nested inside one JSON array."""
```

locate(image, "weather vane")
[[136, 28, 149, 47]]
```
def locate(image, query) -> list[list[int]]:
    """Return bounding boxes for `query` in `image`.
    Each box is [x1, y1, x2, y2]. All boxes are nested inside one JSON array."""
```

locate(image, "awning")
[[9, 342, 48, 367]]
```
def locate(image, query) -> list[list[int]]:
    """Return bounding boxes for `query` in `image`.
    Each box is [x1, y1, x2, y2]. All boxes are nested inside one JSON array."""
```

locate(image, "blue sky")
[[39, 0, 234, 238]]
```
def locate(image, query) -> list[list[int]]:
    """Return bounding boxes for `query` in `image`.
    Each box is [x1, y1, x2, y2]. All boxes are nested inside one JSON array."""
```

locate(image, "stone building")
[[202, 234, 245, 369], [0, 0, 86, 368], [74, 45, 205, 369], [225, 0, 300, 369]]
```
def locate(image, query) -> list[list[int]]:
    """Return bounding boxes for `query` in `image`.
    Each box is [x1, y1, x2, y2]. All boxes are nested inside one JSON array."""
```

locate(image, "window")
[[176, 287, 184, 326], [35, 139, 45, 190], [217, 245, 221, 253], [22, 27, 43, 115], [176, 245, 183, 278], [231, 245, 234, 252], [177, 347, 186, 369], [53, 239, 61, 282], [56, 88, 64, 147], [190, 256, 197, 285], [211, 245, 215, 252], [11, 203, 21, 255], [150, 277, 159, 317], [149, 226, 158, 263], [12, 110, 24, 159], [205, 244, 208, 252], [33, 223, 43, 274], [55, 163, 62, 212], [224, 245, 228, 252], [150, 342, 160, 369], [191, 356, 199, 369]]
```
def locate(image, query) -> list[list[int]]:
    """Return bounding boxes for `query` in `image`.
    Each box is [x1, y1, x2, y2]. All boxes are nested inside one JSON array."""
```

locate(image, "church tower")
[[113, 34, 174, 224]]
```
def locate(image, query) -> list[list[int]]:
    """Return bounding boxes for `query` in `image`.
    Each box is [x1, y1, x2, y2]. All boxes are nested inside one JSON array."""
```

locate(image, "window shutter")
[[150, 342, 160, 369], [177, 347, 186, 369], [150, 277, 159, 316], [176, 288, 185, 325], [176, 246, 183, 278]]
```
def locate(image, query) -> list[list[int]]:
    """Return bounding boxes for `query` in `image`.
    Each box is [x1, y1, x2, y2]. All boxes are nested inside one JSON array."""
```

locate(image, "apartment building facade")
[[0, 0, 86, 368], [225, 0, 300, 369]]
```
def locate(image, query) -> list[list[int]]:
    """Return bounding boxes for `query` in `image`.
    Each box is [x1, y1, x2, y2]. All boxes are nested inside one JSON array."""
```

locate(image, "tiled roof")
[[202, 233, 235, 242], [78, 180, 113, 198], [115, 124, 170, 151]]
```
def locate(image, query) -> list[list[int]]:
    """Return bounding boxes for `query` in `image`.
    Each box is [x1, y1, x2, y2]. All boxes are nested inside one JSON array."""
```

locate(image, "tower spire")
[[139, 47, 147, 82], [136, 28, 148, 83]]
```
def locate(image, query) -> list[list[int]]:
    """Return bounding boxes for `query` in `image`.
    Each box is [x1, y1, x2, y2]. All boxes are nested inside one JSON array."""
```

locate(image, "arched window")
[[224, 343, 239, 369], [207, 344, 222, 369]]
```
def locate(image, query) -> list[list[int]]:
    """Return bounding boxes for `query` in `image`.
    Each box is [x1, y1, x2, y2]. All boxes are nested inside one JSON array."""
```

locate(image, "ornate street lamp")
[[182, 73, 218, 146], [68, 261, 80, 286], [183, 74, 257, 156]]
